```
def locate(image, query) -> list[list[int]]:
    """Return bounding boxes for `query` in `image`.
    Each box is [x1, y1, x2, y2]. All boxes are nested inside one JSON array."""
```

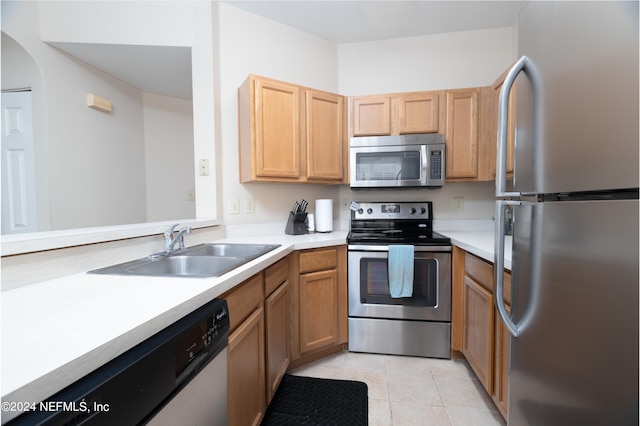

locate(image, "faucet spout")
[[164, 224, 191, 252]]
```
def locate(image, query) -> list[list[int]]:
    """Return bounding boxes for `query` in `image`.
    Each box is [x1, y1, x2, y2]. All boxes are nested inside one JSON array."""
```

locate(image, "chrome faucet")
[[164, 223, 191, 253]]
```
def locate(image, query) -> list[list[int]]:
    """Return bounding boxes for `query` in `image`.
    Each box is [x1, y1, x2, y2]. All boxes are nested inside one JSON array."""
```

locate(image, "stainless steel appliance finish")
[[494, 3, 639, 425], [349, 134, 445, 188], [347, 202, 452, 359], [6, 299, 230, 426]]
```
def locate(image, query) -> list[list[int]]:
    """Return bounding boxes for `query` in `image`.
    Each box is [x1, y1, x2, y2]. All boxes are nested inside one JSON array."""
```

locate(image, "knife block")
[[285, 212, 307, 235]]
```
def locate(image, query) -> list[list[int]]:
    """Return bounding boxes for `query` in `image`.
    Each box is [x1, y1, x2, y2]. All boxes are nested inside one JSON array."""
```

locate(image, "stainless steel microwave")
[[349, 134, 445, 188]]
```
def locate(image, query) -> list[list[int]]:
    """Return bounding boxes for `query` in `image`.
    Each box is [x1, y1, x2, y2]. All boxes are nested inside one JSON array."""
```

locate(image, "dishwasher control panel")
[[176, 304, 229, 379]]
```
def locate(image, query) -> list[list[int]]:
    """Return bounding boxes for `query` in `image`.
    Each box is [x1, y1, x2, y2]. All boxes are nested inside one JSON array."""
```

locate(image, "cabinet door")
[[462, 275, 494, 393], [265, 281, 290, 404], [352, 97, 392, 136], [305, 90, 345, 180], [398, 92, 439, 134], [299, 269, 339, 354], [228, 307, 265, 426], [254, 78, 300, 178], [493, 302, 510, 420], [444, 89, 479, 179], [490, 71, 516, 178]]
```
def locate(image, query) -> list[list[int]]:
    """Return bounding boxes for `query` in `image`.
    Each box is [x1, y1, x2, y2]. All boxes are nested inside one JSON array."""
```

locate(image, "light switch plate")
[[245, 198, 255, 214], [229, 198, 240, 215], [454, 197, 464, 211]]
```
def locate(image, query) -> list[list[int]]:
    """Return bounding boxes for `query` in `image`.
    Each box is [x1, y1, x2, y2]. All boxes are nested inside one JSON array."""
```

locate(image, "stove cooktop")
[[347, 202, 451, 246]]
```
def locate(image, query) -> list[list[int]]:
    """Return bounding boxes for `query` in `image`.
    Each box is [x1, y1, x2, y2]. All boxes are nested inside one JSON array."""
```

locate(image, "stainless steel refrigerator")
[[493, 2, 639, 425]]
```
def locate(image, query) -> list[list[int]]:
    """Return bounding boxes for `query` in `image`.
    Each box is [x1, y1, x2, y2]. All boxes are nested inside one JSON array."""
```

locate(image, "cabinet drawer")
[[299, 247, 338, 273], [465, 253, 493, 292], [265, 256, 290, 296], [224, 272, 264, 332]]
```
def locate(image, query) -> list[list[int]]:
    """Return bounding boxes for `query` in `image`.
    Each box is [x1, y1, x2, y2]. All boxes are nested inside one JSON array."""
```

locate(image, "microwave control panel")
[[430, 151, 443, 180]]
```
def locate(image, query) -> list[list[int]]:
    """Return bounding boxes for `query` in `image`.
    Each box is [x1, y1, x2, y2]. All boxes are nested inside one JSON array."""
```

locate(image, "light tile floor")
[[290, 351, 506, 426]]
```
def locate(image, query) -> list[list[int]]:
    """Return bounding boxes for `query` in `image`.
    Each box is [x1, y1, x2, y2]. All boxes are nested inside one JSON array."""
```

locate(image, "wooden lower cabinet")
[[225, 273, 266, 426], [224, 247, 348, 423], [290, 246, 347, 366], [228, 306, 265, 426], [299, 269, 339, 354], [462, 275, 494, 391], [224, 255, 293, 425], [264, 257, 291, 404], [454, 248, 511, 421], [493, 303, 510, 419]]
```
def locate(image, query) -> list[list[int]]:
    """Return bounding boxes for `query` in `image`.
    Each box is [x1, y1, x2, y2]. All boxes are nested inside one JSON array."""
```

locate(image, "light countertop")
[[0, 231, 346, 422], [439, 231, 513, 271], [1, 227, 512, 423]]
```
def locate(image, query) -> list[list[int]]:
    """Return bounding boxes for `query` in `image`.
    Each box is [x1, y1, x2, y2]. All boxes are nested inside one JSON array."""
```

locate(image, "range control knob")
[[367, 208, 373, 214], [420, 207, 427, 214], [410, 208, 417, 214], [357, 208, 364, 214]]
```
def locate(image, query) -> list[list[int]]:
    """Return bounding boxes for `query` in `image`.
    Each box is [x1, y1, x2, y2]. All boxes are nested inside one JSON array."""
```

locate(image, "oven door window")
[[359, 256, 437, 306], [354, 150, 421, 182]]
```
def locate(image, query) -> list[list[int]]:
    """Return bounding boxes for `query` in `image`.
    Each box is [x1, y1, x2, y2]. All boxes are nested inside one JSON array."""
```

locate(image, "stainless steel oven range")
[[347, 202, 452, 359]]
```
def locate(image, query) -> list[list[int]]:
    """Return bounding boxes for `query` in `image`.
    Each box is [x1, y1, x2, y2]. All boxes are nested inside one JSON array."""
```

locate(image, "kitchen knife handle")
[[495, 200, 519, 337]]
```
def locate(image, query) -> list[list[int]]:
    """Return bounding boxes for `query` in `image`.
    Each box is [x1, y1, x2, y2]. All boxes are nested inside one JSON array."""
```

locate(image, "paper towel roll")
[[315, 199, 333, 232]]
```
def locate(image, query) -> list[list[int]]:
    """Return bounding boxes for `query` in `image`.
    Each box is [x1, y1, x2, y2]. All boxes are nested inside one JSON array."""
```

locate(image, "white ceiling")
[[223, 1, 526, 43], [51, 1, 526, 99], [49, 42, 193, 99]]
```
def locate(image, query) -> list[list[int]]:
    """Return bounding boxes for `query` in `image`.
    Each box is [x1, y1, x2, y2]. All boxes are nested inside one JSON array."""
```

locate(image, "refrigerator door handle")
[[495, 200, 520, 337], [496, 55, 541, 198]]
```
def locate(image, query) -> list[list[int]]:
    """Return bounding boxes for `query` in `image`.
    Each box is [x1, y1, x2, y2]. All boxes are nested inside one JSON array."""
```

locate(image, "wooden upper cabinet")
[[398, 92, 439, 134], [351, 92, 439, 137], [305, 90, 345, 181], [239, 75, 346, 184], [444, 88, 480, 180], [490, 66, 517, 178], [352, 97, 392, 136], [254, 78, 300, 178]]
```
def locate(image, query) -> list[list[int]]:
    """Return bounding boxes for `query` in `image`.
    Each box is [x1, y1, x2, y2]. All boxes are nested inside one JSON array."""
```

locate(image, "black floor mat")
[[261, 374, 368, 426]]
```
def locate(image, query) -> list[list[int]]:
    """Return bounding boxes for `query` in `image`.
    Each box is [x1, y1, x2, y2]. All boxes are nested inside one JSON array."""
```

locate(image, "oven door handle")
[[348, 245, 451, 253]]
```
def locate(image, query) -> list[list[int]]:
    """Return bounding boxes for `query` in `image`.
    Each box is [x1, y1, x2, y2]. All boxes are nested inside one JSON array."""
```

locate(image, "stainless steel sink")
[[89, 243, 281, 278], [181, 243, 281, 258]]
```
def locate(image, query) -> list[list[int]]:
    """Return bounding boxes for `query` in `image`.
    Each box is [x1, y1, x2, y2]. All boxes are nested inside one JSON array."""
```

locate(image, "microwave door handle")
[[421, 145, 428, 185]]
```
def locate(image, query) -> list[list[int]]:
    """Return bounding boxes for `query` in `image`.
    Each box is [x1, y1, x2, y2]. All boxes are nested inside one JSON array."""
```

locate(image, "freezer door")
[[508, 199, 639, 425], [513, 2, 638, 195]]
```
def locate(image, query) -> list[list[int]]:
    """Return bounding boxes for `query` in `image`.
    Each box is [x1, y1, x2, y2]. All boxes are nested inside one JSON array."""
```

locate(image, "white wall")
[[2, 1, 149, 230], [215, 7, 514, 228], [216, 3, 342, 226], [1, 1, 218, 230], [335, 27, 516, 223], [143, 93, 195, 222], [338, 27, 514, 95]]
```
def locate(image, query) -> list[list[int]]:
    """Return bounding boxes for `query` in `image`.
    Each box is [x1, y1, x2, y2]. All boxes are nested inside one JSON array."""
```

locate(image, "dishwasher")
[[7, 299, 229, 426]]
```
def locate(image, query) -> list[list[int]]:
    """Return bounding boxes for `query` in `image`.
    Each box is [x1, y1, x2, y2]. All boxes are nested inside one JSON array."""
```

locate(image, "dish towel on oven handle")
[[388, 245, 414, 298]]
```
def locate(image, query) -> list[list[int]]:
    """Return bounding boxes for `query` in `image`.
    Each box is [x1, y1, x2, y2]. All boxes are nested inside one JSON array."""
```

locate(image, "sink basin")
[[127, 256, 244, 277], [182, 243, 281, 259], [89, 243, 281, 278]]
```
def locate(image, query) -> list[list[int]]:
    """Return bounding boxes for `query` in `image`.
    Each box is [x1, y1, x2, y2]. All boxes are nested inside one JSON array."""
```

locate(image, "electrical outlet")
[[341, 197, 350, 210], [229, 198, 240, 215], [199, 158, 210, 176], [245, 198, 255, 214], [454, 197, 464, 211]]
